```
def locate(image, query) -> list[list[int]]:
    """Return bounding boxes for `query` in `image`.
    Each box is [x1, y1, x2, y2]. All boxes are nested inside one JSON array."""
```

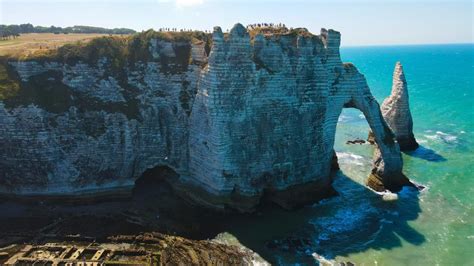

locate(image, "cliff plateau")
[[0, 24, 412, 211]]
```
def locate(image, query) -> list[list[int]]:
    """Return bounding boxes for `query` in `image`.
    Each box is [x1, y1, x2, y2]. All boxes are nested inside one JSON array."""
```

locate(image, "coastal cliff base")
[[367, 171, 414, 192], [165, 174, 337, 213]]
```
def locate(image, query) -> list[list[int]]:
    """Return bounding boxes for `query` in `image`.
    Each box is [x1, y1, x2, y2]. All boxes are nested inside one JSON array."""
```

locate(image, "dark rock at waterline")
[[346, 139, 366, 145], [265, 236, 313, 254], [367, 131, 376, 145], [331, 150, 340, 171]]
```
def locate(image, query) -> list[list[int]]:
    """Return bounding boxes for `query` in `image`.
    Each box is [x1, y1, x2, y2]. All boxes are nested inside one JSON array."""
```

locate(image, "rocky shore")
[[0, 232, 267, 265]]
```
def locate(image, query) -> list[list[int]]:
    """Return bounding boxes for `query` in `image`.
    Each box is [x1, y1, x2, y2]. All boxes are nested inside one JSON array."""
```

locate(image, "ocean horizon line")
[[341, 42, 473, 48]]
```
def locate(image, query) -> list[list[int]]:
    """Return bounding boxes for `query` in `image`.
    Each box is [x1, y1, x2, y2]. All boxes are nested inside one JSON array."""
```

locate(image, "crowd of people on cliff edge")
[[156, 22, 291, 34]]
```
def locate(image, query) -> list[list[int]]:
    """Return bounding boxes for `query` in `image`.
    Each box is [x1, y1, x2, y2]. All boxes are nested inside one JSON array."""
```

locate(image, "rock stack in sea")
[[380, 62, 419, 151]]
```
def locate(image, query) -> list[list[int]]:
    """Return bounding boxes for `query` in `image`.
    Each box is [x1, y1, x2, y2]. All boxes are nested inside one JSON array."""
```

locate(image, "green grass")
[[0, 61, 20, 100], [26, 30, 210, 64]]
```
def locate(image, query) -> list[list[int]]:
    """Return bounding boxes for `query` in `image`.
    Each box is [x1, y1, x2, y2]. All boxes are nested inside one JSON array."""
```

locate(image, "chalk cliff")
[[0, 24, 411, 211], [380, 62, 419, 151]]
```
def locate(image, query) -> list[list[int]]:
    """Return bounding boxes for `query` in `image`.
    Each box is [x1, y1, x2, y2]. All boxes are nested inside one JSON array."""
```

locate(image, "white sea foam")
[[338, 115, 350, 123], [410, 181, 429, 192], [310, 201, 377, 235], [417, 139, 428, 144], [382, 192, 399, 201], [372, 189, 399, 201], [336, 152, 363, 160], [424, 130, 458, 144], [312, 253, 336, 265], [336, 152, 366, 166]]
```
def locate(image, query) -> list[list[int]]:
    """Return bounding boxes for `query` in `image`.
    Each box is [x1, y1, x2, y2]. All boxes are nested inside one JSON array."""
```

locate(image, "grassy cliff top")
[[0, 33, 118, 58], [247, 26, 315, 39], [0, 27, 326, 63], [0, 30, 211, 61]]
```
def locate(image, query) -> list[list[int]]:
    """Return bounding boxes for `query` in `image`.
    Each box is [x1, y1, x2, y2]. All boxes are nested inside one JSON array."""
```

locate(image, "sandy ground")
[[0, 33, 124, 57]]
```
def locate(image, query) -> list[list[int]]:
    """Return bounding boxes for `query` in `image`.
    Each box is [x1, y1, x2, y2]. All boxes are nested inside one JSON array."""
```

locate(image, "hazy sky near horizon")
[[0, 0, 472, 46]]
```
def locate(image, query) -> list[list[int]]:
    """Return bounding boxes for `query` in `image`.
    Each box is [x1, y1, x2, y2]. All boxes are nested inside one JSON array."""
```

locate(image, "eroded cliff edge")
[[0, 24, 411, 212]]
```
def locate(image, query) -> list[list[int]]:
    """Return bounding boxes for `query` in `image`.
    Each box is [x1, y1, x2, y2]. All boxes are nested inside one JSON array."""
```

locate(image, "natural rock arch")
[[324, 64, 412, 192]]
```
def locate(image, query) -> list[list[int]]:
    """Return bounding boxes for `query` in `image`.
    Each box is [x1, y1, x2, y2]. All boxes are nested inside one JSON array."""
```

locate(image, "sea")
[[216, 43, 474, 265]]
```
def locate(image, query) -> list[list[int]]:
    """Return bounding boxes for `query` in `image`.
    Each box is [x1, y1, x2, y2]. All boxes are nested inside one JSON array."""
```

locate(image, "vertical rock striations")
[[380, 62, 419, 151], [0, 24, 413, 211]]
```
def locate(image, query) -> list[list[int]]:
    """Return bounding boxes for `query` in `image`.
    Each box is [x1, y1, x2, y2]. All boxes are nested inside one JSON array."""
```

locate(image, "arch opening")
[[333, 107, 374, 184], [332, 92, 412, 192]]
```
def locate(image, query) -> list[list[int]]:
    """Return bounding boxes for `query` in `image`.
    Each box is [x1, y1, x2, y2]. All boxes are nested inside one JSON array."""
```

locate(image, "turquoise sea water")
[[215, 44, 474, 265], [332, 43, 474, 265]]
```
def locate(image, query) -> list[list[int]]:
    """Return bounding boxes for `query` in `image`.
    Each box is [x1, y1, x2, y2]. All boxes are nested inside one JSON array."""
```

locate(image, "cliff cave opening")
[[132, 165, 181, 203], [131, 165, 182, 209], [134, 165, 179, 189]]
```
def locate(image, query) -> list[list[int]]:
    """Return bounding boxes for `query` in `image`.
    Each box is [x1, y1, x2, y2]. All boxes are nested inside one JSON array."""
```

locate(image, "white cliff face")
[[0, 24, 410, 211], [380, 62, 419, 151]]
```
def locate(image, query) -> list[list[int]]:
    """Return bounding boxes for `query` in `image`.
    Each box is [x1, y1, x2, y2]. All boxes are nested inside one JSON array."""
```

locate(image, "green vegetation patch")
[[145, 30, 210, 43], [0, 60, 20, 100], [253, 53, 275, 74], [179, 80, 194, 116], [3, 69, 73, 113], [27, 30, 210, 64], [21, 30, 212, 75], [1, 64, 141, 119], [0, 23, 135, 37], [54, 37, 128, 70], [159, 43, 192, 75]]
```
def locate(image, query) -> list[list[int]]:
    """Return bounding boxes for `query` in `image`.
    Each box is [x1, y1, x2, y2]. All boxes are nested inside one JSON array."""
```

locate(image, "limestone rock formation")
[[0, 24, 411, 211], [380, 62, 419, 151]]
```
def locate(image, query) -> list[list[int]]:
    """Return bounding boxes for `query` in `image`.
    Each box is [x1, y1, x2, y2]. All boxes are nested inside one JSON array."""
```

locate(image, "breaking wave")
[[335, 152, 367, 166], [423, 130, 458, 144], [310, 201, 378, 236]]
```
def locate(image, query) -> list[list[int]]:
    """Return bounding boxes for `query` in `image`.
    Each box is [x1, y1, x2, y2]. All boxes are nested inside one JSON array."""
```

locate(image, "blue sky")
[[1, 0, 472, 46]]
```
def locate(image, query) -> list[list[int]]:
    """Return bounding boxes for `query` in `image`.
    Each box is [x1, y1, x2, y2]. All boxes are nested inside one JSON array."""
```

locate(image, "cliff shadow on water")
[[207, 172, 426, 264], [403, 145, 446, 162], [130, 162, 426, 264]]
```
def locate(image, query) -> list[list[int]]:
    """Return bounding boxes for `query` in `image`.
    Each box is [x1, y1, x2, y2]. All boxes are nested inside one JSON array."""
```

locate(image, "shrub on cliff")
[[23, 30, 211, 68], [55, 37, 128, 69], [0, 62, 19, 100]]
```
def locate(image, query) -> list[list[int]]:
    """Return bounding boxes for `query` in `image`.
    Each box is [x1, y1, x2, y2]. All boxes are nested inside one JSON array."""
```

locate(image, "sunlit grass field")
[[0, 33, 123, 57]]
